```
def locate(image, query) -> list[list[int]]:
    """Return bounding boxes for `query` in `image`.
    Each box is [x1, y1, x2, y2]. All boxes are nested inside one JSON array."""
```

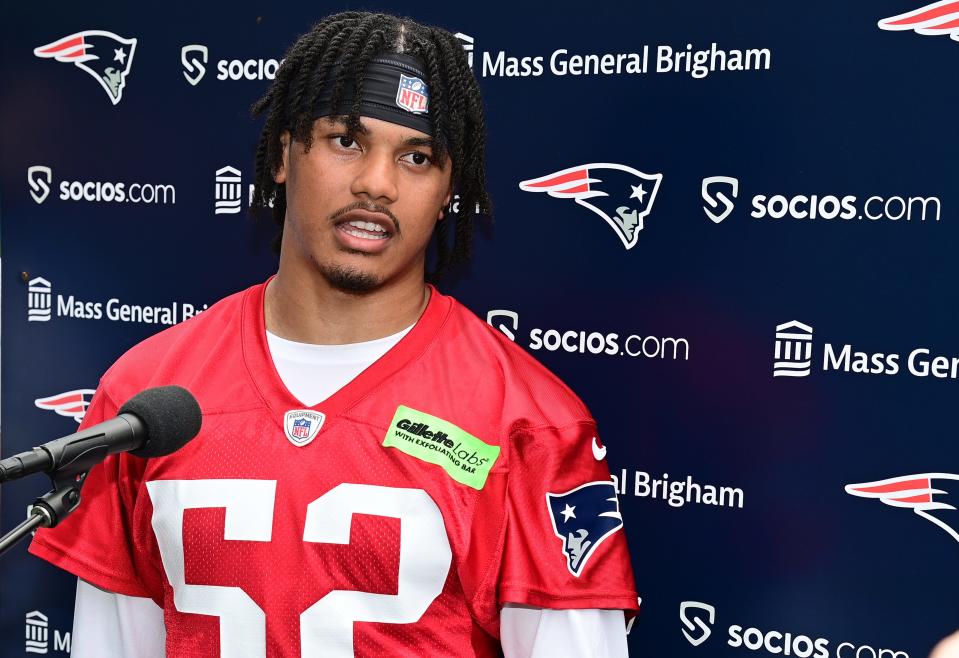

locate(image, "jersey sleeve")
[[28, 385, 154, 598], [500, 605, 628, 658], [72, 579, 166, 658], [496, 420, 639, 612]]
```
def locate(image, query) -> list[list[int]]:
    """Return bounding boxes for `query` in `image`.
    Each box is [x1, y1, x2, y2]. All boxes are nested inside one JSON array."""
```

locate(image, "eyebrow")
[[327, 116, 433, 149], [326, 116, 369, 135], [402, 136, 434, 149]]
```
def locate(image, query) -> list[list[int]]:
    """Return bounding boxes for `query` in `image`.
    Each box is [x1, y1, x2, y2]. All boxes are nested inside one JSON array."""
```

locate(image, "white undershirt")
[[70, 327, 629, 657], [265, 325, 413, 406]]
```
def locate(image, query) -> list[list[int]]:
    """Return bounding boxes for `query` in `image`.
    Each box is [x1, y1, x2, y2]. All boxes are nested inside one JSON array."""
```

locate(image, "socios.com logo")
[[680, 601, 715, 646], [679, 600, 908, 658], [181, 44, 208, 85], [702, 175, 941, 225], [180, 44, 281, 84], [485, 309, 690, 361], [702, 176, 739, 224], [25, 165, 175, 205], [486, 309, 518, 341], [28, 166, 52, 204]]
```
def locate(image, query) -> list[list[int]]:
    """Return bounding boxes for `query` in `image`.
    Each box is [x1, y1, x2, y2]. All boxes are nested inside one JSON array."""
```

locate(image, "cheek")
[[287, 159, 337, 214], [415, 172, 452, 212], [407, 188, 446, 232]]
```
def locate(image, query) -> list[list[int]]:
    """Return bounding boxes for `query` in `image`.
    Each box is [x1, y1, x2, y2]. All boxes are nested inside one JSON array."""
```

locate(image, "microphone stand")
[[0, 514, 47, 555], [0, 443, 109, 557]]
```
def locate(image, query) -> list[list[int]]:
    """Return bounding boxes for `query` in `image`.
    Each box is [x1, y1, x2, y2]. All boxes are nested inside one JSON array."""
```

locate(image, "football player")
[[31, 11, 639, 657]]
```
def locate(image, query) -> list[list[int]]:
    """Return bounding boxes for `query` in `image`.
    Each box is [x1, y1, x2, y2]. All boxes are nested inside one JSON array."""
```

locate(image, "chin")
[[319, 262, 381, 294]]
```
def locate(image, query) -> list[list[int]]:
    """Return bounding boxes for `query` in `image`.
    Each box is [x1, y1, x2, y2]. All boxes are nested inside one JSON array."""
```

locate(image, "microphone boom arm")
[[0, 384, 200, 558], [0, 434, 118, 557]]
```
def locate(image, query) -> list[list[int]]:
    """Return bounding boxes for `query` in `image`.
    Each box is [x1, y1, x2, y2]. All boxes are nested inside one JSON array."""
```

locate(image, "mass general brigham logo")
[[773, 321, 813, 378], [27, 277, 52, 322]]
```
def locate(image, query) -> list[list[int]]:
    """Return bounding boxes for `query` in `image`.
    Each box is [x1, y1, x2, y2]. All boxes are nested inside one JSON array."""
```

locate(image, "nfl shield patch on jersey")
[[546, 481, 624, 577], [283, 409, 325, 447]]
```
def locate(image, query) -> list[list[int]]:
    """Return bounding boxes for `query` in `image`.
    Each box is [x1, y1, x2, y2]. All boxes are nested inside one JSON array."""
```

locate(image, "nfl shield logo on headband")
[[395, 74, 429, 114]]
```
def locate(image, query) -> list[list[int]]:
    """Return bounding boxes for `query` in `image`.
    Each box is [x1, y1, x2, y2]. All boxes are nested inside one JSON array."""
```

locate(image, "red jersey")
[[30, 281, 638, 658]]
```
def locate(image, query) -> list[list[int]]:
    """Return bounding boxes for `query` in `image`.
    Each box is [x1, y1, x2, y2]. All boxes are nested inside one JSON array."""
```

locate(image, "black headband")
[[309, 52, 433, 136]]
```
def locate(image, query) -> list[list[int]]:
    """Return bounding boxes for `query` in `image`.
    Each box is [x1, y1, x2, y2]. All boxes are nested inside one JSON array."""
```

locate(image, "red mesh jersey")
[[30, 281, 638, 658]]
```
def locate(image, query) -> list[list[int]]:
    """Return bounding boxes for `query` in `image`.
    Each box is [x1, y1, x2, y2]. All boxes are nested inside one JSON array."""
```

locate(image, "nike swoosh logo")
[[592, 436, 607, 461]]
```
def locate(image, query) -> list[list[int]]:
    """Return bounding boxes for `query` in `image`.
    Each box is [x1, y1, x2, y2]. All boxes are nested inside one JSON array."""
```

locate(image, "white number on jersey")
[[146, 480, 452, 658]]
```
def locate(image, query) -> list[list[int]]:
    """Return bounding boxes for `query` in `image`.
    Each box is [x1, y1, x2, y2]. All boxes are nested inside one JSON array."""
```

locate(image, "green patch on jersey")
[[383, 405, 500, 490]]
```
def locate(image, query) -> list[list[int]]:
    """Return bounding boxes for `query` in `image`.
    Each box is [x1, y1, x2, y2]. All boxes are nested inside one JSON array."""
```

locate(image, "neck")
[[265, 262, 430, 345]]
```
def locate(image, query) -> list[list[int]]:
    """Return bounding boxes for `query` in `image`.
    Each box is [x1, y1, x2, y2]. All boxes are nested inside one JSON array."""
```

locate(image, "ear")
[[274, 131, 291, 184], [438, 187, 453, 221]]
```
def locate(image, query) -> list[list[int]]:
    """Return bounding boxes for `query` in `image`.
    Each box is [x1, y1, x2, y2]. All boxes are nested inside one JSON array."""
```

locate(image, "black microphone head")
[[119, 386, 202, 458]]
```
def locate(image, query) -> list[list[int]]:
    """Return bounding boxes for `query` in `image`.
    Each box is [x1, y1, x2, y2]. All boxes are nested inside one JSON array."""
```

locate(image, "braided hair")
[[251, 12, 490, 283]]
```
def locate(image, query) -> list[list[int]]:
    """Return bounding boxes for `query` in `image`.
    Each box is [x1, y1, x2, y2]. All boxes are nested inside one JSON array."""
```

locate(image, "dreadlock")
[[250, 12, 491, 284]]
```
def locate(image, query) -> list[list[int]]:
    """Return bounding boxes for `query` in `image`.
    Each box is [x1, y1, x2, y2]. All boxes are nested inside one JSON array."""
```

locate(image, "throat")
[[265, 275, 431, 345]]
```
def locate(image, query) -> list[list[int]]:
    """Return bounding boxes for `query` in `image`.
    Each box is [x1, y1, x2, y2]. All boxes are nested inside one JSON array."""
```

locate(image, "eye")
[[402, 151, 432, 167], [332, 135, 360, 150]]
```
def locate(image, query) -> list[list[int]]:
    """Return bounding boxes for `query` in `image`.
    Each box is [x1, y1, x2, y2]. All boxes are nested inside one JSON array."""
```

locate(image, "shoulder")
[[435, 292, 592, 430], [98, 283, 259, 412]]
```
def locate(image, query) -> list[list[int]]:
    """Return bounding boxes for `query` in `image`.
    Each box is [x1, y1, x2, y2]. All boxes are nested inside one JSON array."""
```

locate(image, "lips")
[[332, 209, 396, 253], [340, 220, 389, 240]]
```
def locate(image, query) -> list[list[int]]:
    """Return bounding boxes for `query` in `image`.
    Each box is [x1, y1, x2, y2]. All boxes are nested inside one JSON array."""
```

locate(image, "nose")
[[350, 150, 399, 203]]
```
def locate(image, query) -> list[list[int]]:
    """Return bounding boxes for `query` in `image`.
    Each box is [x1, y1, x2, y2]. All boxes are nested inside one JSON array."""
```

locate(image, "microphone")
[[0, 385, 201, 483]]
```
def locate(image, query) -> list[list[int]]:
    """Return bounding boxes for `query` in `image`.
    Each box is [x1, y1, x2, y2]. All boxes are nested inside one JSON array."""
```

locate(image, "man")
[[30, 12, 639, 657]]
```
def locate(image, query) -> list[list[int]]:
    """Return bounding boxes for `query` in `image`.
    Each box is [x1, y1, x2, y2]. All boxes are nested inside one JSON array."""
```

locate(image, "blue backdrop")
[[2, 1, 958, 656]]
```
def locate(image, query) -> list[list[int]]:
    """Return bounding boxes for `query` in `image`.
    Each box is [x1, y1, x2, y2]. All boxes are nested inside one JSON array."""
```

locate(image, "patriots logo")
[[519, 163, 663, 250], [845, 473, 959, 543], [546, 481, 624, 576], [878, 1, 959, 42], [34, 30, 137, 105], [34, 389, 97, 423]]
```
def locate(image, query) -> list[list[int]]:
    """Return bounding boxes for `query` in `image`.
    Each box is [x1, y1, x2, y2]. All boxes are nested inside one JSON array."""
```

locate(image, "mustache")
[[329, 201, 400, 234]]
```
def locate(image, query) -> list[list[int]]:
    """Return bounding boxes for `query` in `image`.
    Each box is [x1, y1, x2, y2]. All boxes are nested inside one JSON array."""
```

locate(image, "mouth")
[[332, 209, 396, 252]]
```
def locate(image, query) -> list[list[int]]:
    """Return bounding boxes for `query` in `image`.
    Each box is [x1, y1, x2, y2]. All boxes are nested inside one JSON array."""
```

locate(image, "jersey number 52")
[[146, 480, 452, 658]]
